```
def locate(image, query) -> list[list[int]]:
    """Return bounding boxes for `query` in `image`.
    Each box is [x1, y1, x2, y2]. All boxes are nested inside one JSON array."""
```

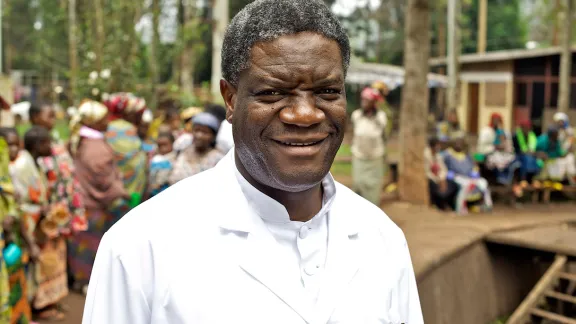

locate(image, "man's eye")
[[257, 90, 282, 96], [318, 89, 341, 95]]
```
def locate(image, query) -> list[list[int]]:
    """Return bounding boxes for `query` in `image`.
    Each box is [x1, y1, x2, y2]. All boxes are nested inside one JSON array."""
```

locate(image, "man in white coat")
[[82, 0, 424, 323]]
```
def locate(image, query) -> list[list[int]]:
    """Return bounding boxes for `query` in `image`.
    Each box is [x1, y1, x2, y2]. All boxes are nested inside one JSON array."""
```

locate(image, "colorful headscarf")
[[489, 112, 503, 128], [361, 87, 383, 102], [371, 81, 389, 94], [103, 92, 147, 118], [69, 100, 109, 155]]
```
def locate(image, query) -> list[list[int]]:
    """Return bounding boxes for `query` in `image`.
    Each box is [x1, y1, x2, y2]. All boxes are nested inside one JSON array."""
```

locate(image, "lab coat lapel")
[[313, 195, 361, 324], [215, 153, 309, 322], [239, 223, 309, 322]]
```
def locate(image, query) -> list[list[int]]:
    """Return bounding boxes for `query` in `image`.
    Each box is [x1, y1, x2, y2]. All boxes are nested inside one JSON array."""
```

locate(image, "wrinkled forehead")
[[242, 32, 344, 83]]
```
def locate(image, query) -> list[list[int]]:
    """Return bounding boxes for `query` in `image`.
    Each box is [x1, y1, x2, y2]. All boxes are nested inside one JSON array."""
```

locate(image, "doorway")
[[468, 83, 480, 135], [531, 82, 545, 135]]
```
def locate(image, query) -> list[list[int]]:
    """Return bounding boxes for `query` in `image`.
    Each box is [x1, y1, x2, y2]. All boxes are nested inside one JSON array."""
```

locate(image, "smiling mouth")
[[274, 139, 325, 147]]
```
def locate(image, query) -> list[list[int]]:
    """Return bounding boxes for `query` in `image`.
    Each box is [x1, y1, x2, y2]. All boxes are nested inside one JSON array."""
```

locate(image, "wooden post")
[[477, 0, 487, 53], [446, 0, 460, 111], [558, 0, 573, 113]]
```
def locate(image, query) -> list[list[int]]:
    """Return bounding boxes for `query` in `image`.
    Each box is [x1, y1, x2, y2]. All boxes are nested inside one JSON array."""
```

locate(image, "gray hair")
[[222, 0, 350, 86]]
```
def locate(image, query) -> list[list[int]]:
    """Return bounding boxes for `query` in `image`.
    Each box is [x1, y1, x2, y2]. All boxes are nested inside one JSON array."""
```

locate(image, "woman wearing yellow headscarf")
[[68, 100, 129, 294], [371, 81, 394, 139]]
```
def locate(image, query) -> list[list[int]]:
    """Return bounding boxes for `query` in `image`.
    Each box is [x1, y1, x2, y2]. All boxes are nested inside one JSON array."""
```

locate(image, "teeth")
[[281, 141, 318, 146]]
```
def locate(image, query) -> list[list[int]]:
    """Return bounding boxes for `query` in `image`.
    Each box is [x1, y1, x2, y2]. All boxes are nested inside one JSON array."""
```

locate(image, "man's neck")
[[235, 154, 324, 222]]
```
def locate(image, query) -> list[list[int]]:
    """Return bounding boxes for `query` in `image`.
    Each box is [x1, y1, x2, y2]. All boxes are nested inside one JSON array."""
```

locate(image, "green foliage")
[[461, 0, 527, 53]]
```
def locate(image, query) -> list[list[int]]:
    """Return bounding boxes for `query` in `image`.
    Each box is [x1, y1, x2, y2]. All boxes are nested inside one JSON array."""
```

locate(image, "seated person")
[[554, 112, 576, 184], [512, 120, 543, 188], [443, 134, 493, 214], [484, 132, 519, 187], [425, 137, 457, 210], [536, 126, 576, 187]]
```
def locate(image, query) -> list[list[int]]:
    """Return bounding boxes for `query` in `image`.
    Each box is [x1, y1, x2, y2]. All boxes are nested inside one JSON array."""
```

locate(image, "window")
[[571, 83, 576, 109], [550, 82, 559, 108], [515, 82, 527, 106]]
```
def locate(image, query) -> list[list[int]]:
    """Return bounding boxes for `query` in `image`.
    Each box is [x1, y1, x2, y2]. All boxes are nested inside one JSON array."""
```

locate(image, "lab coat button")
[[304, 264, 320, 276]]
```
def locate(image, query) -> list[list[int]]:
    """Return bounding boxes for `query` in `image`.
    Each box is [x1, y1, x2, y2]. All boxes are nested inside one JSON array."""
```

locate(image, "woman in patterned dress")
[[103, 93, 148, 206], [169, 113, 225, 184], [67, 100, 130, 295], [9, 127, 78, 321], [1, 128, 33, 324], [29, 102, 87, 320]]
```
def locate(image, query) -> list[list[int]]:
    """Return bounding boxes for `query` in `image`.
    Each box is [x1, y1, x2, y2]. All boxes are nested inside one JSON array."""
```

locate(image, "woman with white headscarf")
[[67, 100, 129, 295], [552, 112, 576, 183]]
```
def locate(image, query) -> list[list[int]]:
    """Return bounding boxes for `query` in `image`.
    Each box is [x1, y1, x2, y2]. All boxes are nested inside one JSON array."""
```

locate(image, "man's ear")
[[220, 79, 237, 124]]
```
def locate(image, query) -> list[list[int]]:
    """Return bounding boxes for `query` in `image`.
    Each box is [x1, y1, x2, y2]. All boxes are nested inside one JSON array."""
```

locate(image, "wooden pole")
[[477, 0, 487, 53], [446, 0, 459, 111], [558, 0, 573, 113]]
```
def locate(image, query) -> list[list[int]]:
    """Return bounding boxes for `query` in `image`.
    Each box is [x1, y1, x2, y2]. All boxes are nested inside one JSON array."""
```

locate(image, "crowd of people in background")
[[0, 93, 231, 322], [427, 109, 575, 214]]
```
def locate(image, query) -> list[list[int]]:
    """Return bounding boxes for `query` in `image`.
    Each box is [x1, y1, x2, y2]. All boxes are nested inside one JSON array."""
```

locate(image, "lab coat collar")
[[213, 150, 361, 323], [214, 149, 357, 235]]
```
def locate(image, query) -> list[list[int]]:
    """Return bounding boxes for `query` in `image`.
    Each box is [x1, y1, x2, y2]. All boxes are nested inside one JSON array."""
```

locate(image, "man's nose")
[[279, 94, 325, 127]]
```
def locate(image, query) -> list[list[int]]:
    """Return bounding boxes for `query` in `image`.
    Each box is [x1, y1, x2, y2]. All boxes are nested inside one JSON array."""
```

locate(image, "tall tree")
[[149, 0, 161, 107], [398, 0, 430, 205], [68, 0, 79, 104], [558, 0, 574, 113]]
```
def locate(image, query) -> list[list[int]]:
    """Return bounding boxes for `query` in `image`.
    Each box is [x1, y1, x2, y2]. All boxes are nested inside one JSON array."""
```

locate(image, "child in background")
[[148, 132, 178, 198]]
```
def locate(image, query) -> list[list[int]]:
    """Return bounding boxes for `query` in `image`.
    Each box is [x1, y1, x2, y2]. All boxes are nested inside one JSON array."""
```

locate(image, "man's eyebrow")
[[313, 76, 344, 87]]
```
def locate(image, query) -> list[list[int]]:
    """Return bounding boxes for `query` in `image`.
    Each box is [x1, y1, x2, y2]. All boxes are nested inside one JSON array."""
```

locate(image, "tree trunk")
[[180, 0, 195, 94], [558, 0, 573, 113], [399, 0, 430, 205], [93, 0, 105, 72], [68, 0, 79, 104], [446, 0, 460, 112], [149, 0, 161, 108], [211, 0, 229, 101]]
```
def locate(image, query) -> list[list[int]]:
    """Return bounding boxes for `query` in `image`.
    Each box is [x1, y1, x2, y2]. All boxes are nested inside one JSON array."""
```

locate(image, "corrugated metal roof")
[[429, 46, 576, 66], [346, 62, 448, 89]]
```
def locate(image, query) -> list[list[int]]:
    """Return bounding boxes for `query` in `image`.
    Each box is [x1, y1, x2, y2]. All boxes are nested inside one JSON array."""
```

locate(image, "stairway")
[[508, 255, 576, 324]]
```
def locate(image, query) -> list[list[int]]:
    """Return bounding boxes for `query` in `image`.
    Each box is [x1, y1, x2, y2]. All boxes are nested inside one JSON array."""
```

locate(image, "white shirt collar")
[[231, 153, 337, 224]]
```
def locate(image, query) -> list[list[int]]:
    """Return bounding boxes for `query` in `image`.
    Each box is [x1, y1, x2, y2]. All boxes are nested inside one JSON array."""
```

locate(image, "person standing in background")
[[0, 128, 34, 324], [67, 100, 130, 296], [351, 87, 387, 205], [206, 104, 234, 153], [10, 127, 72, 321], [103, 93, 148, 205], [169, 112, 224, 184]]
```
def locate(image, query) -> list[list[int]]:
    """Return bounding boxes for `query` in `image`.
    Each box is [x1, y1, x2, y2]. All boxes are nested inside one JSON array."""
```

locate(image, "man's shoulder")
[[333, 181, 405, 243]]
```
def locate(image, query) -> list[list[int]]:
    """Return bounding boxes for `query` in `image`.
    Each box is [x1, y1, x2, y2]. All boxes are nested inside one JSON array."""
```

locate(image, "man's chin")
[[269, 168, 330, 193]]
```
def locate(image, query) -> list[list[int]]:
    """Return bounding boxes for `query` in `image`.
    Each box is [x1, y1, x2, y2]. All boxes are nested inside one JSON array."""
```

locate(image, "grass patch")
[[336, 143, 351, 158], [331, 160, 351, 178]]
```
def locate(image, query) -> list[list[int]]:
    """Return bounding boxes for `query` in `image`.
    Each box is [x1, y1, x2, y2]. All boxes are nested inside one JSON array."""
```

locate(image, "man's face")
[[222, 32, 347, 192]]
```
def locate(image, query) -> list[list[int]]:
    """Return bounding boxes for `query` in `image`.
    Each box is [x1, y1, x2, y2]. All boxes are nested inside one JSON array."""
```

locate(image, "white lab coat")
[[82, 151, 423, 324]]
